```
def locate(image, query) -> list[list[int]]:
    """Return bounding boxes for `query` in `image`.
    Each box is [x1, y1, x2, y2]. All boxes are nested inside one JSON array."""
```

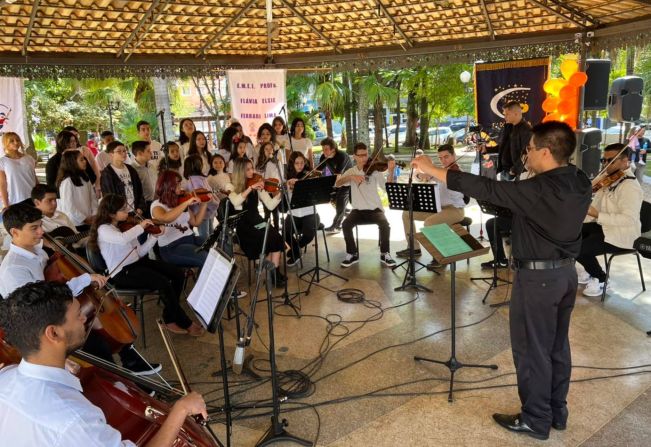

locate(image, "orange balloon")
[[545, 112, 561, 122], [559, 85, 578, 100], [569, 72, 588, 88], [544, 78, 566, 96], [566, 117, 578, 129], [557, 100, 573, 115], [542, 97, 560, 112]]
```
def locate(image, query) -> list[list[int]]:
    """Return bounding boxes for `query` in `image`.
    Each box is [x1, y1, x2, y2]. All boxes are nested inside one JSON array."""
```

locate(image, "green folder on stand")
[[421, 224, 473, 258]]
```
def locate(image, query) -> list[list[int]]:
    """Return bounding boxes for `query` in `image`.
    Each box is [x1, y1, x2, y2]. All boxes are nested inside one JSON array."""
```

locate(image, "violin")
[[247, 173, 281, 193], [43, 234, 141, 353], [178, 188, 213, 203], [117, 216, 188, 235], [592, 170, 626, 193]]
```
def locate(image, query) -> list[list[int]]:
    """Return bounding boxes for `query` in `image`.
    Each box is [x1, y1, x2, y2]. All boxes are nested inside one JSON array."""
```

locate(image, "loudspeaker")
[[584, 59, 611, 110], [608, 76, 644, 122], [573, 128, 602, 179]]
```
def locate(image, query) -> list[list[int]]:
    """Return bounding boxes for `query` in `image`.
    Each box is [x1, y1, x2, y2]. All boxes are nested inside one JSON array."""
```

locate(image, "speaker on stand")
[[608, 76, 644, 122], [573, 128, 602, 180]]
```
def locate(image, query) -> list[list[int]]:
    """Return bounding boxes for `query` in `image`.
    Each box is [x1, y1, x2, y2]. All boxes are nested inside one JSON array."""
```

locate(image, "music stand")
[[470, 200, 512, 306], [187, 248, 240, 447], [294, 175, 348, 295], [414, 224, 498, 402], [386, 182, 441, 291]]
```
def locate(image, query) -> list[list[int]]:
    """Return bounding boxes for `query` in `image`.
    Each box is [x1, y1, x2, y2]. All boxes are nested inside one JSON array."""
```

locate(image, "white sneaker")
[[380, 253, 396, 267], [577, 270, 591, 285], [583, 278, 606, 297]]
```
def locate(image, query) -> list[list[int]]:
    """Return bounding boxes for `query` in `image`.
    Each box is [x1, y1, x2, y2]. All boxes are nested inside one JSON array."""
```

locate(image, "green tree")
[[360, 72, 398, 153]]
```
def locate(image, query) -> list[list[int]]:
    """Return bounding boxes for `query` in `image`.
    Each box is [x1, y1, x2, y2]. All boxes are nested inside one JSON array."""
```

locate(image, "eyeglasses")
[[600, 157, 617, 164]]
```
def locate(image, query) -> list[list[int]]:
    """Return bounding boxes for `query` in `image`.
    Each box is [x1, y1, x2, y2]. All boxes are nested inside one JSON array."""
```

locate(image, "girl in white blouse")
[[289, 118, 313, 167], [0, 132, 37, 211], [89, 193, 204, 336], [56, 150, 98, 230]]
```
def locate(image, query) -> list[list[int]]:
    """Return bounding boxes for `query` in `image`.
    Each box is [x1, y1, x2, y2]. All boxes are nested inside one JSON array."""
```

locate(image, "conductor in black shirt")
[[412, 121, 591, 440]]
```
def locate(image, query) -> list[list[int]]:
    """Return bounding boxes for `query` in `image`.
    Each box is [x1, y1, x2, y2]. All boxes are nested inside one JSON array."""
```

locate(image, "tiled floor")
[[136, 202, 651, 447]]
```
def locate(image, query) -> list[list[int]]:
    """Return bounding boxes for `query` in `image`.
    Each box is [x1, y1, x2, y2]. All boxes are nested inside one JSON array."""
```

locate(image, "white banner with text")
[[227, 69, 286, 142], [0, 77, 26, 156]]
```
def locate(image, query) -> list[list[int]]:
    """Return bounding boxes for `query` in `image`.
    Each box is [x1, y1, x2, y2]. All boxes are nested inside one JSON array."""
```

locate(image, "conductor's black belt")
[[511, 258, 575, 270]]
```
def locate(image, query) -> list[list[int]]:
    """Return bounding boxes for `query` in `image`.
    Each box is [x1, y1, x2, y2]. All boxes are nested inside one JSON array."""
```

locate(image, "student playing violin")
[[151, 170, 209, 267], [284, 152, 321, 267], [228, 159, 287, 286], [89, 194, 204, 337], [182, 154, 219, 243], [255, 141, 283, 229]]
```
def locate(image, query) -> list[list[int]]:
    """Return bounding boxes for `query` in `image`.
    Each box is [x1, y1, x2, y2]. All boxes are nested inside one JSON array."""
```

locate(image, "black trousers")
[[510, 264, 577, 434], [330, 186, 350, 228], [111, 257, 192, 329], [486, 216, 512, 262], [284, 213, 319, 257], [83, 330, 140, 366], [342, 208, 390, 255], [576, 222, 620, 283]]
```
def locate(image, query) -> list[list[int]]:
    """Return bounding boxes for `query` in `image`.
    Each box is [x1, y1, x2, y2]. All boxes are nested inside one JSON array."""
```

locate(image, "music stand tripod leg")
[[414, 263, 498, 401]]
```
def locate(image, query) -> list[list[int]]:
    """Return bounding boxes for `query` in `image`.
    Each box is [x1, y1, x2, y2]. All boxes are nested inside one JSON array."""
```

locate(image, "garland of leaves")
[[1, 29, 648, 79]]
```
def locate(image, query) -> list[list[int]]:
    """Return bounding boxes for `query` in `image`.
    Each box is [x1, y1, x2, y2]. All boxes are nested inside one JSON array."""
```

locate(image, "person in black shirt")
[[318, 138, 352, 233], [412, 121, 591, 441], [487, 101, 532, 180]]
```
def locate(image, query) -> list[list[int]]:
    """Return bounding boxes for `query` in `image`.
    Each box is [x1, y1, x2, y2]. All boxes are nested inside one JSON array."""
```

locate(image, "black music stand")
[[386, 182, 441, 291], [414, 224, 498, 402], [470, 200, 512, 306], [294, 176, 348, 294], [187, 248, 241, 447]]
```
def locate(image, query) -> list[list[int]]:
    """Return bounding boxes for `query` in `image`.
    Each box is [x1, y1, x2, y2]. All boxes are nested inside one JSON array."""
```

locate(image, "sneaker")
[[583, 278, 607, 297], [577, 270, 591, 285], [396, 248, 422, 258], [325, 225, 341, 234], [123, 357, 163, 376], [286, 254, 301, 267], [380, 253, 396, 267], [481, 260, 508, 270], [340, 253, 359, 268]]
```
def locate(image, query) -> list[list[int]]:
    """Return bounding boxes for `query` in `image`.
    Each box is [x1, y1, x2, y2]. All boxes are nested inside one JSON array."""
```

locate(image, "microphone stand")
[[394, 145, 433, 292], [272, 155, 305, 317], [158, 109, 170, 173]]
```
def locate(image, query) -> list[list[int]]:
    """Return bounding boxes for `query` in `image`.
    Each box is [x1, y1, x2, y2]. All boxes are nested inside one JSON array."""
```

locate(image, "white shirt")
[[41, 210, 77, 234], [215, 148, 231, 165], [148, 140, 163, 174], [0, 360, 135, 447], [0, 242, 90, 298], [150, 200, 194, 247], [586, 168, 643, 249], [343, 166, 385, 211], [276, 134, 290, 150], [95, 151, 112, 172], [0, 155, 37, 207], [97, 224, 157, 276], [58, 177, 99, 227], [110, 165, 135, 209], [207, 172, 232, 193], [288, 137, 312, 157], [129, 158, 156, 202]]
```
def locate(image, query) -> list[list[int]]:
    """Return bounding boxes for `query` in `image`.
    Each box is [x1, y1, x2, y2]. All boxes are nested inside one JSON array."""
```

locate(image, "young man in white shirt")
[[0, 202, 161, 375], [0, 281, 207, 447], [129, 140, 156, 217], [577, 143, 644, 296], [336, 142, 396, 267], [137, 120, 163, 174], [31, 183, 80, 237], [95, 130, 115, 171]]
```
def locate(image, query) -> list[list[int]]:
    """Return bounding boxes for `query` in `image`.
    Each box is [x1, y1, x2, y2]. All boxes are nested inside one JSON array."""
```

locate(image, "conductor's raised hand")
[[411, 155, 434, 172]]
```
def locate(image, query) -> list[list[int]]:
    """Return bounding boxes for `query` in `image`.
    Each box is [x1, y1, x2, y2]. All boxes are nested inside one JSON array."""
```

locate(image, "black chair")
[[601, 201, 651, 302], [85, 244, 157, 348]]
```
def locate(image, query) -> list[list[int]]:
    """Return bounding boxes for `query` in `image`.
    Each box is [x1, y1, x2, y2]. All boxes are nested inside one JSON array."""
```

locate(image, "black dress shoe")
[[492, 413, 549, 440], [551, 406, 568, 430]]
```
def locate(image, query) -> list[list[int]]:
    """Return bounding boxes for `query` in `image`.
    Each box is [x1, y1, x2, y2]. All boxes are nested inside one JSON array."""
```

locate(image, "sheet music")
[[187, 248, 234, 327]]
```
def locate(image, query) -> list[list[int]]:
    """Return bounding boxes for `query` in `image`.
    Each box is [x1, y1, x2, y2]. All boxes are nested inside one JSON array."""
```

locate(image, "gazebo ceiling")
[[2, 0, 651, 77]]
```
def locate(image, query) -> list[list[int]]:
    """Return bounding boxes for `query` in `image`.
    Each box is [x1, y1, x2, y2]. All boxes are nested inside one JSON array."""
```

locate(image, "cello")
[[43, 232, 140, 352], [0, 334, 221, 447]]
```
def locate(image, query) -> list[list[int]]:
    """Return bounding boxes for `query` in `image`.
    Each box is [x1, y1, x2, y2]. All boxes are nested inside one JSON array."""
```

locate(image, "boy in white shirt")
[[336, 142, 396, 267], [137, 120, 163, 174]]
